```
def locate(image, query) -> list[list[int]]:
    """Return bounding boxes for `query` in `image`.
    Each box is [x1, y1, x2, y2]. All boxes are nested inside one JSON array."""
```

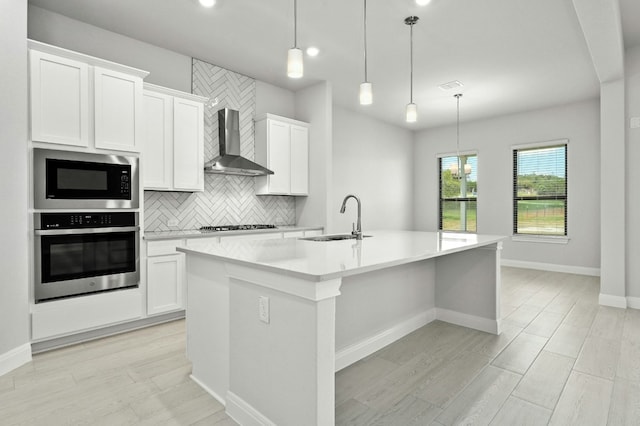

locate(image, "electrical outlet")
[[167, 219, 179, 227], [631, 117, 640, 129], [258, 296, 270, 324]]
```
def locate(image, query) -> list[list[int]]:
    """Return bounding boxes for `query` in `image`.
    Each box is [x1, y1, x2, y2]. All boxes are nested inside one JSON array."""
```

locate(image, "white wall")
[[255, 81, 295, 118], [295, 82, 333, 231], [28, 5, 192, 92], [626, 45, 640, 299], [414, 99, 601, 272], [600, 78, 626, 302], [332, 106, 414, 233], [28, 6, 298, 118], [0, 0, 31, 373]]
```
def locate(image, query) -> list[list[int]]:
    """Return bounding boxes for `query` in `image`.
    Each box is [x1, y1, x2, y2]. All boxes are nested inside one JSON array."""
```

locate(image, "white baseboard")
[[627, 297, 640, 310], [335, 309, 436, 372], [501, 259, 600, 277], [598, 293, 628, 309], [226, 390, 276, 426], [0, 343, 32, 377], [190, 374, 226, 406], [436, 308, 500, 334]]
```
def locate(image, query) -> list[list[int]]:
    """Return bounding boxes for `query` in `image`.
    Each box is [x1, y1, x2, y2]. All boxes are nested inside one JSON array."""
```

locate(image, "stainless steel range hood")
[[204, 108, 274, 176]]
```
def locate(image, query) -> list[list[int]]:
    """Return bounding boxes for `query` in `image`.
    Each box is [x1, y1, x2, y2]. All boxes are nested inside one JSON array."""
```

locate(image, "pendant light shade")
[[360, 0, 372, 105], [287, 48, 303, 78], [287, 0, 303, 78], [406, 103, 417, 123], [405, 16, 419, 122], [360, 82, 373, 105]]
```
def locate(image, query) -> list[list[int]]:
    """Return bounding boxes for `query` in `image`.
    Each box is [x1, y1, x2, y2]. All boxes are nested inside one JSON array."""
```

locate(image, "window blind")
[[513, 144, 567, 236]]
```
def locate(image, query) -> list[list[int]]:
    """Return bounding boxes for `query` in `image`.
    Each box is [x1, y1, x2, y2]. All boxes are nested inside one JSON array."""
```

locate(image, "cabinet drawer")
[[186, 236, 220, 246], [147, 239, 184, 256]]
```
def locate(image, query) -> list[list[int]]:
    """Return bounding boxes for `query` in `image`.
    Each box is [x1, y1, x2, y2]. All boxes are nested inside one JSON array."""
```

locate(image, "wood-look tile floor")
[[1, 267, 637, 425]]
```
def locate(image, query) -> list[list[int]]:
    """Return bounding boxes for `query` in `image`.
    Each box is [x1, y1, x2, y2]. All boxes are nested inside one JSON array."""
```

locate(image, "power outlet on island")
[[258, 296, 270, 324]]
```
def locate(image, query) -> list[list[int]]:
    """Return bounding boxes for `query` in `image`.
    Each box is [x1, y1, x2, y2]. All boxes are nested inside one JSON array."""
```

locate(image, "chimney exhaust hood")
[[204, 108, 274, 176]]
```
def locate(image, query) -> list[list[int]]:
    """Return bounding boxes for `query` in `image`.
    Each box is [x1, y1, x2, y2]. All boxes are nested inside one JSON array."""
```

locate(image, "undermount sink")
[[300, 234, 372, 242]]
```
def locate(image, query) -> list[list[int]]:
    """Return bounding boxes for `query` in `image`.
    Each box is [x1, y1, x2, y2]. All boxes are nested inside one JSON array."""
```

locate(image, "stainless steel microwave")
[[33, 148, 139, 209]]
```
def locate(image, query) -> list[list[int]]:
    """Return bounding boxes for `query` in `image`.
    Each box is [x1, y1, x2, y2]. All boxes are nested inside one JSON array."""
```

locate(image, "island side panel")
[[335, 260, 436, 371], [434, 243, 502, 334], [185, 254, 230, 404], [226, 273, 340, 426]]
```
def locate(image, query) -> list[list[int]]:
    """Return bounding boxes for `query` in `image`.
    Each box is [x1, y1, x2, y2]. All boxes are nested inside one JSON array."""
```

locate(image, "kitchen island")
[[177, 230, 505, 426]]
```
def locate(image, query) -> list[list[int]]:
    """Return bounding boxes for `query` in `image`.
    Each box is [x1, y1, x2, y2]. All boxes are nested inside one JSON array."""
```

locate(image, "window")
[[439, 154, 477, 232], [513, 143, 567, 236]]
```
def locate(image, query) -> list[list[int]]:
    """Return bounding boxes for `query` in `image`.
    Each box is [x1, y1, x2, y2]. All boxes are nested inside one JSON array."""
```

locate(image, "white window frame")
[[512, 139, 569, 244], [437, 150, 478, 233]]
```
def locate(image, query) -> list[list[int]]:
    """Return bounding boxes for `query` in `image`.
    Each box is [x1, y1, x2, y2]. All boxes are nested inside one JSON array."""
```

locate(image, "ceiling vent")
[[439, 80, 464, 91]]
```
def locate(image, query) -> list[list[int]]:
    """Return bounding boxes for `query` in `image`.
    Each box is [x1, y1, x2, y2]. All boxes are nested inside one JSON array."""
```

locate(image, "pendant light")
[[287, 0, 303, 78], [450, 93, 471, 178], [359, 0, 372, 105], [405, 16, 419, 123]]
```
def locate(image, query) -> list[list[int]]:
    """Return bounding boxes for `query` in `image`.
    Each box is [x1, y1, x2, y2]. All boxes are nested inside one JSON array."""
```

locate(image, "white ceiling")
[[28, 0, 640, 130]]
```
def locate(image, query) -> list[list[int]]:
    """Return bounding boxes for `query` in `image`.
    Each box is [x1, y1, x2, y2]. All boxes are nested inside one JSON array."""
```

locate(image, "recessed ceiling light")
[[306, 47, 320, 57], [199, 0, 216, 7], [416, 0, 432, 6], [439, 80, 464, 91]]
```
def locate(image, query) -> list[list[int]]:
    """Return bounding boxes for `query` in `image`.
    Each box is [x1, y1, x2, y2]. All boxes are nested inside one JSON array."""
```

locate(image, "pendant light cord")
[[455, 93, 462, 173], [410, 23, 414, 103], [364, 0, 368, 82], [294, 0, 298, 48]]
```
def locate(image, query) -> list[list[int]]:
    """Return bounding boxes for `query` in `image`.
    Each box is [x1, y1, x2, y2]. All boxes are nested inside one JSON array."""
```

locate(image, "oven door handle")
[[35, 226, 140, 236]]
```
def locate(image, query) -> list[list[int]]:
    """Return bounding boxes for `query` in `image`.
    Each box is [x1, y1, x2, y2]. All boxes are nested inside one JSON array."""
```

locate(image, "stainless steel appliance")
[[33, 148, 139, 209], [203, 108, 274, 176], [34, 212, 140, 303]]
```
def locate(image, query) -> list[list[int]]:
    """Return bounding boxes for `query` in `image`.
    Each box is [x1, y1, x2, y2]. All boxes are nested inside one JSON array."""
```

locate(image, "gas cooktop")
[[199, 224, 277, 233]]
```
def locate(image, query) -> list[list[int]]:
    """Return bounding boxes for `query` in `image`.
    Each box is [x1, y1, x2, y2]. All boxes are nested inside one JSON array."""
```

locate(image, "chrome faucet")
[[340, 194, 362, 240]]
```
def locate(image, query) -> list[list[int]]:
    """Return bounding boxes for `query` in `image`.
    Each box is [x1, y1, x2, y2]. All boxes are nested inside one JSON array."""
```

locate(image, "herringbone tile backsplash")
[[143, 59, 295, 232]]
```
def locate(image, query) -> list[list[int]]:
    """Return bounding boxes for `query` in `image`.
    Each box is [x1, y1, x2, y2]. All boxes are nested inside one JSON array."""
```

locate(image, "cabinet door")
[[173, 98, 204, 191], [290, 125, 309, 195], [94, 67, 143, 152], [142, 91, 172, 189], [147, 254, 184, 315], [267, 120, 291, 194], [30, 50, 89, 147]]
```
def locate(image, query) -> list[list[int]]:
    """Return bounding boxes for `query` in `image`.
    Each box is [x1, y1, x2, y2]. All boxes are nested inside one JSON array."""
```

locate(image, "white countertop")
[[177, 230, 506, 281], [143, 225, 322, 241]]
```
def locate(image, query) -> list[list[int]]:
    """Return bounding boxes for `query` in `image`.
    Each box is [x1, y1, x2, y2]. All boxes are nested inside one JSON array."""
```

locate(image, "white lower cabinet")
[[146, 239, 186, 316], [147, 254, 185, 315]]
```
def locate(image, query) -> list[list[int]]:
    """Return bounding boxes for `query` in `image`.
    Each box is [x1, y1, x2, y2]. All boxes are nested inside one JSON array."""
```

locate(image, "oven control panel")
[[36, 212, 137, 229]]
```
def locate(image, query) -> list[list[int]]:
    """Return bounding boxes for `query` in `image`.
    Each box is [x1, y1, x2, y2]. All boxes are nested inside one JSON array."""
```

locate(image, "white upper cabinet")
[[142, 84, 206, 192], [290, 125, 309, 195], [143, 90, 172, 189], [255, 114, 309, 196], [28, 40, 148, 153], [29, 50, 90, 147], [94, 67, 143, 152]]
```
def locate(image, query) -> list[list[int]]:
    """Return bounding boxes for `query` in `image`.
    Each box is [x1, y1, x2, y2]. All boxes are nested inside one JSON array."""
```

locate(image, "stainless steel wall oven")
[[33, 148, 139, 209], [34, 212, 140, 303]]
